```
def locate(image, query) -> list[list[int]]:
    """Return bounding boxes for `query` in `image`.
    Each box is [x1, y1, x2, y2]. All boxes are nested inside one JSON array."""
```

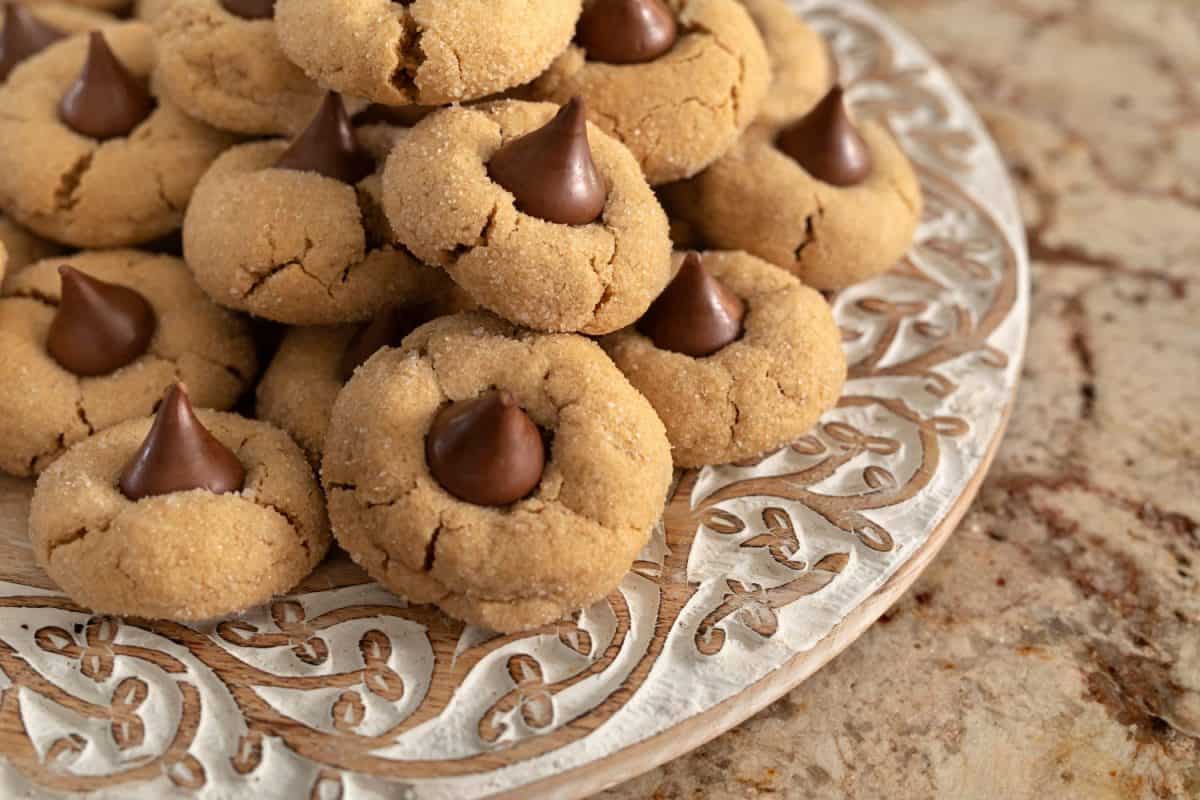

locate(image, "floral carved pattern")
[[0, 3, 1027, 797]]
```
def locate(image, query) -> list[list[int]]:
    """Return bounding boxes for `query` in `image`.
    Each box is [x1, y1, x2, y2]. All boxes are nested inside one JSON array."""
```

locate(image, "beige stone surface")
[[601, 1, 1200, 797]]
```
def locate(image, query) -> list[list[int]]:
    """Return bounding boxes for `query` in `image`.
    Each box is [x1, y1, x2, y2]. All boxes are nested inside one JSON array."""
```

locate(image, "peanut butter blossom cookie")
[[0, 23, 232, 248], [663, 86, 923, 289], [31, 384, 330, 621], [323, 312, 673, 633], [604, 251, 846, 467], [382, 98, 672, 334], [0, 250, 256, 476], [256, 284, 469, 465], [274, 0, 581, 106], [531, 0, 770, 184], [184, 92, 443, 325], [153, 0, 326, 136]]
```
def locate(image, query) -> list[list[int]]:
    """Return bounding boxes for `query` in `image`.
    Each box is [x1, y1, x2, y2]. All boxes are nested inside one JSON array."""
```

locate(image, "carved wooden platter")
[[0, 2, 1029, 797]]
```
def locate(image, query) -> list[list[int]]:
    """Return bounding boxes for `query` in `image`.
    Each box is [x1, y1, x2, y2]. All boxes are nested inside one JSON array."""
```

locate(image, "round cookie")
[[603, 250, 846, 467], [382, 99, 672, 335], [184, 98, 443, 325], [0, 23, 233, 248], [738, 0, 830, 122], [0, 249, 258, 477], [531, 0, 770, 185], [275, 0, 581, 106], [323, 311, 673, 633], [31, 397, 329, 621], [153, 0, 326, 136], [255, 282, 470, 465], [662, 88, 922, 289]]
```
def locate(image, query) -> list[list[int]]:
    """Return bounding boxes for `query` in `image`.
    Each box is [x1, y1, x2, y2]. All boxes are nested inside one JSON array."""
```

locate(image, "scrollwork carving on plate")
[[0, 2, 1028, 797]]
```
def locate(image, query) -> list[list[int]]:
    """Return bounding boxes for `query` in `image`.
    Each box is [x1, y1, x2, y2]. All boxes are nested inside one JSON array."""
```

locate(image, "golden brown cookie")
[[184, 110, 444, 325], [0, 23, 233, 248], [255, 284, 470, 465], [662, 90, 922, 290], [531, 0, 770, 185], [382, 99, 672, 334], [604, 250, 846, 467], [275, 0, 580, 106], [152, 0, 326, 136], [0, 250, 257, 477], [738, 0, 830, 122], [30, 406, 329, 621], [323, 312, 673, 633]]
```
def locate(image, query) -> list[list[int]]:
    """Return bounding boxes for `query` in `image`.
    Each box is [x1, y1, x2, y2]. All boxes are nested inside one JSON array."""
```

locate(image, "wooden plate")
[[0, 1, 1029, 797]]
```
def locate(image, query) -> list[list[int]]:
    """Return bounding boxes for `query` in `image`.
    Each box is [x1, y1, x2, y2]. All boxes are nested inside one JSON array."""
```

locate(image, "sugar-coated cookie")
[[275, 0, 580, 106], [382, 99, 672, 334], [0, 24, 232, 248], [0, 250, 257, 477], [31, 385, 329, 621], [663, 87, 922, 289], [184, 94, 444, 325], [531, 0, 769, 185], [604, 251, 846, 467], [153, 0, 326, 136], [323, 312, 673, 633]]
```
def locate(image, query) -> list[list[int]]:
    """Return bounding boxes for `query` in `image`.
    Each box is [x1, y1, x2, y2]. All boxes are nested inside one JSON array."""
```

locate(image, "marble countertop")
[[603, 0, 1200, 796]]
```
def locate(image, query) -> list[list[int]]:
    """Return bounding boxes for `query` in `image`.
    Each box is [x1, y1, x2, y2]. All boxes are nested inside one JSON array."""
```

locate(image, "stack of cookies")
[[0, 0, 921, 633]]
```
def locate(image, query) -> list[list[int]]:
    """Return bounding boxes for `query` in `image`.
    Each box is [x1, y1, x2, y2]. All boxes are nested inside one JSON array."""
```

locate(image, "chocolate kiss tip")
[[637, 252, 746, 358], [776, 85, 873, 187], [47, 266, 157, 377], [220, 0, 275, 20], [0, 4, 66, 82], [425, 389, 546, 507], [275, 92, 373, 184], [118, 384, 246, 501], [576, 0, 678, 65], [58, 31, 154, 141], [487, 96, 607, 226]]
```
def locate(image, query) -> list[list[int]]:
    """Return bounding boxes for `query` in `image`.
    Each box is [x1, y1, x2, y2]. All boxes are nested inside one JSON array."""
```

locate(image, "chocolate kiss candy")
[[220, 0, 275, 20], [487, 97, 607, 226], [425, 390, 546, 507], [47, 266, 157, 377], [775, 86, 873, 187], [275, 92, 373, 184], [0, 4, 66, 82], [637, 252, 745, 357], [58, 31, 154, 140], [576, 0, 678, 65], [339, 303, 433, 381], [119, 384, 246, 501]]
